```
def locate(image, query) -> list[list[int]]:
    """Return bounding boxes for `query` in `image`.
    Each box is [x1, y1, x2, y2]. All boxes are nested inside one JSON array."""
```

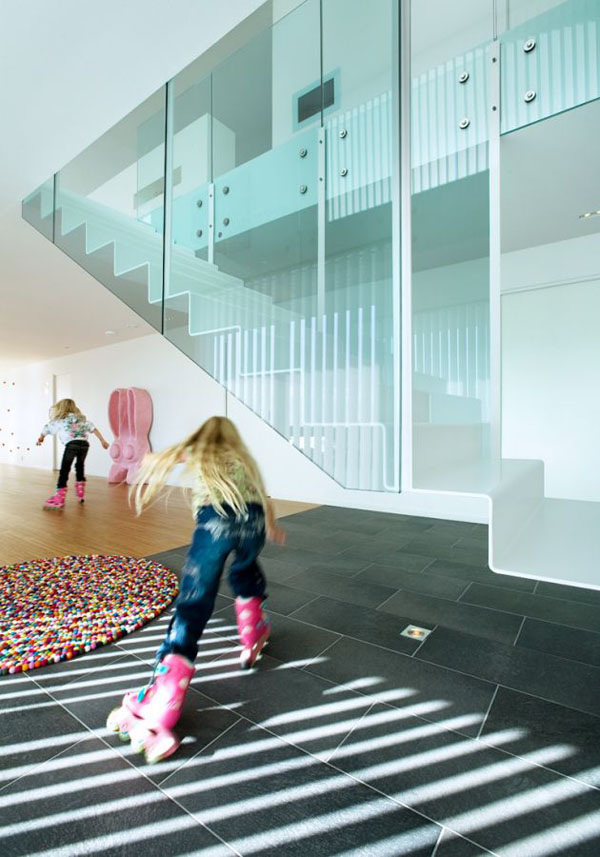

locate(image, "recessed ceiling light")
[[105, 329, 117, 336], [579, 210, 600, 219]]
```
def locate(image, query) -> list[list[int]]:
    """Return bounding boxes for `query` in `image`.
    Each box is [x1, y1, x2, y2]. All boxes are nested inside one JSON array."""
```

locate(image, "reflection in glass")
[[411, 0, 493, 487], [54, 89, 166, 331]]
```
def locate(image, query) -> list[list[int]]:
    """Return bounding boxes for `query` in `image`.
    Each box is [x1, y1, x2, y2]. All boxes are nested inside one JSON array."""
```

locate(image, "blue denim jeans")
[[156, 503, 267, 664]]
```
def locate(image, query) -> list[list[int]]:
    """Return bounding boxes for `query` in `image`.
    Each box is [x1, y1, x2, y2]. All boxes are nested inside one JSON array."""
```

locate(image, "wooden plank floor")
[[0, 465, 316, 565]]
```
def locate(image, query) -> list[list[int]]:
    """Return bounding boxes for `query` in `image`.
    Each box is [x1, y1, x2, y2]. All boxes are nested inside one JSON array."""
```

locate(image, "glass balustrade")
[[21, 0, 600, 495]]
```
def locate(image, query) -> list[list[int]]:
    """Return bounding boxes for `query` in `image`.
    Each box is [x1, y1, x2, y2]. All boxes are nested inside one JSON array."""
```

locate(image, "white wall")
[[0, 332, 487, 521], [502, 279, 600, 502]]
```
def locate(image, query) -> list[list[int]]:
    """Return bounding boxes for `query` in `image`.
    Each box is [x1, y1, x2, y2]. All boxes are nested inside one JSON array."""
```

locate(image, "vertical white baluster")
[[252, 328, 258, 414], [270, 324, 275, 425], [289, 320, 295, 445]]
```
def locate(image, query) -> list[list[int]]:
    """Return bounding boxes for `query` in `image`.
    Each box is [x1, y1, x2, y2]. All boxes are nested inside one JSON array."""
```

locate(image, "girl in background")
[[37, 398, 109, 509], [108, 415, 285, 763]]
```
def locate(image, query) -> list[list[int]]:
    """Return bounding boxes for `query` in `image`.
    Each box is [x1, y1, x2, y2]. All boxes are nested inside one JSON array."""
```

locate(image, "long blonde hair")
[[133, 416, 267, 518], [51, 398, 86, 421]]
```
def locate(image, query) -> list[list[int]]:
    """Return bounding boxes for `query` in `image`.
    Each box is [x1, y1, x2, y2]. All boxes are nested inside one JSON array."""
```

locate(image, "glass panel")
[[54, 88, 166, 331], [500, 0, 600, 134], [411, 0, 494, 488], [321, 0, 398, 490], [22, 177, 54, 241], [163, 72, 213, 356], [165, 0, 323, 470], [501, 97, 600, 501]]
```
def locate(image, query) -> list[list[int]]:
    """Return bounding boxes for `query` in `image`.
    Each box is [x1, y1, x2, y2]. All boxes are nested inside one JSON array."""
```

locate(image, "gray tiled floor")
[[2, 504, 600, 856]]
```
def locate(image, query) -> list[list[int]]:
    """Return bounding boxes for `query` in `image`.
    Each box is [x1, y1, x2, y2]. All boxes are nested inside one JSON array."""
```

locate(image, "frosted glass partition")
[[22, 177, 54, 240], [321, 0, 398, 490], [411, 0, 494, 488], [499, 0, 600, 134], [54, 89, 166, 331], [501, 94, 600, 502], [164, 0, 400, 491]]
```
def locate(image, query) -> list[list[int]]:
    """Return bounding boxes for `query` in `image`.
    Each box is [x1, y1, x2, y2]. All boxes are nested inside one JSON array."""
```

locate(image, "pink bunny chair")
[[108, 388, 153, 484]]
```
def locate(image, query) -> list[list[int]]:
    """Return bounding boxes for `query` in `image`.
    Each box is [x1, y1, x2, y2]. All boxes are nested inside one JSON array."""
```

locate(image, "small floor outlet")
[[401, 624, 433, 641]]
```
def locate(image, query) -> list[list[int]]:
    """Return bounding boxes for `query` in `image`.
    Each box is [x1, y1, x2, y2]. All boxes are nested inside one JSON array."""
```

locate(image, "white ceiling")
[[0, 0, 265, 369]]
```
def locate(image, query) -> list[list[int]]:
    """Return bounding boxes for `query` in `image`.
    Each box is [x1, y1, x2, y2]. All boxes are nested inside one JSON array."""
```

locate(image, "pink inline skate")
[[235, 596, 271, 669], [75, 481, 85, 503], [107, 653, 194, 763], [43, 487, 67, 511]]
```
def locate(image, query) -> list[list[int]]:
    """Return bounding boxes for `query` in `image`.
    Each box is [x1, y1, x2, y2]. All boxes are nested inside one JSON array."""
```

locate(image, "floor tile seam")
[[259, 610, 426, 661], [300, 636, 345, 671], [174, 686, 468, 846], [286, 595, 322, 618], [429, 827, 446, 857], [377, 582, 498, 610], [461, 593, 600, 633], [19, 678, 244, 857], [415, 648, 600, 724], [39, 652, 135, 690], [475, 685, 500, 740], [28, 657, 600, 802], [526, 588, 600, 612], [281, 574, 399, 604], [411, 626, 439, 658], [423, 569, 540, 597], [456, 581, 473, 602], [157, 716, 243, 789], [512, 616, 527, 647], [323, 702, 377, 763], [0, 735, 95, 797], [373, 589, 402, 611]]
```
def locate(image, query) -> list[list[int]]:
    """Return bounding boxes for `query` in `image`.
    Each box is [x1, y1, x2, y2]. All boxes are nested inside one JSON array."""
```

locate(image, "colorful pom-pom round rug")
[[0, 555, 178, 675]]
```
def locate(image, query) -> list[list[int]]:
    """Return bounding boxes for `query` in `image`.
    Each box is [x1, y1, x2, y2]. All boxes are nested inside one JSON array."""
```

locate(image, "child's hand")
[[267, 525, 286, 546], [36, 437, 44, 446]]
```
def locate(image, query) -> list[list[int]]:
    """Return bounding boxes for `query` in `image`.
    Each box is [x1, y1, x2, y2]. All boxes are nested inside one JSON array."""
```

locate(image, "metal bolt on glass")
[[458, 71, 469, 84], [524, 90, 537, 103], [339, 129, 348, 138], [223, 217, 230, 226], [524, 38, 536, 52], [459, 118, 470, 129], [222, 186, 229, 195], [340, 168, 348, 177], [196, 229, 202, 238], [299, 147, 307, 158], [299, 184, 307, 194], [196, 199, 203, 208]]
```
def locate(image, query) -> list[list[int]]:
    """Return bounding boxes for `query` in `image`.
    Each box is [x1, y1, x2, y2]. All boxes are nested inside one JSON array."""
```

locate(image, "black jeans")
[[57, 440, 89, 489]]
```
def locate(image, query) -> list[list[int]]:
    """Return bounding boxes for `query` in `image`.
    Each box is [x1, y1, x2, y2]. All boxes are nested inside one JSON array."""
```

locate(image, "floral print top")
[[192, 458, 262, 512], [41, 414, 96, 446]]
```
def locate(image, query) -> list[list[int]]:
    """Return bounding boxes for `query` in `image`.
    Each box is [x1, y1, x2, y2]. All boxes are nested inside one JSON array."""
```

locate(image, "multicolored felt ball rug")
[[0, 555, 178, 675]]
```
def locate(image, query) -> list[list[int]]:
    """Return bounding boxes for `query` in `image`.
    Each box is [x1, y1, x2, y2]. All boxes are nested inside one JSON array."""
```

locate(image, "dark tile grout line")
[[156, 716, 242, 790], [121, 642, 500, 857], [246, 602, 600, 727], [21, 672, 244, 857], [411, 626, 439, 658], [453, 591, 600, 638], [300, 637, 344, 672], [321, 702, 376, 764], [198, 622, 600, 796], [476, 686, 500, 740], [512, 616, 528, 647], [456, 581, 473, 602], [286, 594, 322, 617]]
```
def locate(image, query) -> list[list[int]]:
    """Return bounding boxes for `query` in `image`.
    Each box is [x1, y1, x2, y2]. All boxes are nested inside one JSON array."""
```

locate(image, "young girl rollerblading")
[[107, 416, 285, 763], [36, 398, 109, 509]]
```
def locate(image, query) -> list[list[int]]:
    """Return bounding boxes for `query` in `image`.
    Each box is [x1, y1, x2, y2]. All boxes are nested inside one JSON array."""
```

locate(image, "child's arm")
[[265, 499, 286, 545], [36, 421, 54, 445], [92, 428, 110, 450]]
